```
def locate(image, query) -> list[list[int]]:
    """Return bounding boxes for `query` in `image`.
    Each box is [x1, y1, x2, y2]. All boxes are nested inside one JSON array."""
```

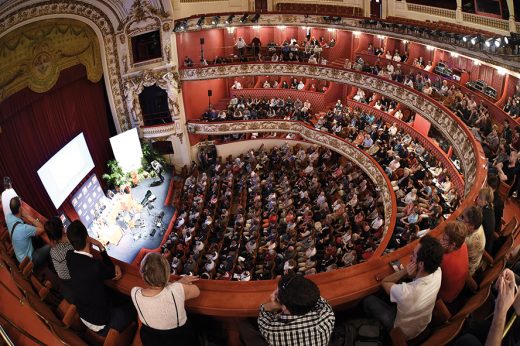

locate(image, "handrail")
[[0, 323, 15, 346], [0, 312, 45, 345]]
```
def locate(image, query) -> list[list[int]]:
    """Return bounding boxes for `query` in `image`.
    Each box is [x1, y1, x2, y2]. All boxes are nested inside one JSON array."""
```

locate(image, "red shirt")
[[439, 243, 468, 303]]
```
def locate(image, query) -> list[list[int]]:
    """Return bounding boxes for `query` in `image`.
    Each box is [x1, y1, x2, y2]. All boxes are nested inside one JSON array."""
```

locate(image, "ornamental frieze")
[[180, 63, 480, 195], [187, 119, 394, 238]]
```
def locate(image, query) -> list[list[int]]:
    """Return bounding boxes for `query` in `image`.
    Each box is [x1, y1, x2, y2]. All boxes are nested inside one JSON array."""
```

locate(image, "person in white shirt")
[[363, 236, 443, 339], [263, 80, 271, 88], [353, 89, 365, 102], [1, 177, 17, 222], [392, 53, 401, 62], [235, 37, 246, 57], [297, 81, 305, 90], [385, 51, 393, 60], [132, 253, 199, 345], [308, 54, 317, 64], [388, 123, 398, 136], [271, 53, 279, 62], [232, 80, 242, 90], [424, 61, 432, 71]]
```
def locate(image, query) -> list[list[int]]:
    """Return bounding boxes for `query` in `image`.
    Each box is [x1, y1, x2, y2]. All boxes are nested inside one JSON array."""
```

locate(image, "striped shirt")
[[50, 242, 74, 280], [258, 297, 335, 346]]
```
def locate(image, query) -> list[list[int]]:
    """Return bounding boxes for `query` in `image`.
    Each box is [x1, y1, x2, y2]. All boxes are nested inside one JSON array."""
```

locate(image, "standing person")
[[6, 196, 50, 267], [236, 37, 246, 57], [1, 177, 17, 222], [240, 274, 335, 346], [131, 253, 200, 346], [486, 175, 504, 235], [66, 220, 135, 336], [363, 235, 444, 339], [151, 160, 164, 184]]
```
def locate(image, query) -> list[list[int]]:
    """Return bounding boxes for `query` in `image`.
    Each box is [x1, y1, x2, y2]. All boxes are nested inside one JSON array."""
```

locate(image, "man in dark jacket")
[[66, 220, 134, 335]]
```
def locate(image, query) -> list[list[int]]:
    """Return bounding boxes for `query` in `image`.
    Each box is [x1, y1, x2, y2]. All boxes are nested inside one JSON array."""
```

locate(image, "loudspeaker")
[[208, 90, 213, 97], [200, 38, 205, 45]]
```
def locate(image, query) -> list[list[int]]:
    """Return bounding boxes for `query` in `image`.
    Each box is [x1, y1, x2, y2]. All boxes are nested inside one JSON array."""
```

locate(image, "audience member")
[[132, 253, 200, 345], [363, 235, 443, 339], [66, 220, 135, 335], [438, 221, 468, 304], [1, 176, 17, 222], [463, 206, 485, 276], [6, 196, 49, 266], [240, 274, 335, 346]]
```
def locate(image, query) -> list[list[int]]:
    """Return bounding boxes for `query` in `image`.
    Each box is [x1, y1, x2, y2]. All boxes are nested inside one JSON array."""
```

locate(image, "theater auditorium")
[[0, 0, 520, 345]]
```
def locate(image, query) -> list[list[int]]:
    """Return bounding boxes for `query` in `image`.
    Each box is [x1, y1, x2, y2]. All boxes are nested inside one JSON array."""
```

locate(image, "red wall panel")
[[182, 79, 227, 120], [176, 29, 226, 63]]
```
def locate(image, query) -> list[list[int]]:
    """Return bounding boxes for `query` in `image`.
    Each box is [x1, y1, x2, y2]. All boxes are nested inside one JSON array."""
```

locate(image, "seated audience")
[[66, 220, 135, 335], [131, 253, 200, 346], [6, 196, 49, 267], [363, 235, 444, 339]]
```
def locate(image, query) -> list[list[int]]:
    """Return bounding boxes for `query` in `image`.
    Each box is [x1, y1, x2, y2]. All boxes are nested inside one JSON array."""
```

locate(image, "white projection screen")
[[109, 128, 143, 173], [37, 133, 95, 209]]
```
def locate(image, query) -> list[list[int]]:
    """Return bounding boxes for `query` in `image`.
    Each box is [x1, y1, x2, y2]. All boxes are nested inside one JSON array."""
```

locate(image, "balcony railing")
[[180, 62, 485, 197], [406, 3, 456, 20]]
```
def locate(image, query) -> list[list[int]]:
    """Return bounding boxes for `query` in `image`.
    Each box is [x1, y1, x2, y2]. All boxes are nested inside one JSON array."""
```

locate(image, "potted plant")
[[102, 160, 130, 190]]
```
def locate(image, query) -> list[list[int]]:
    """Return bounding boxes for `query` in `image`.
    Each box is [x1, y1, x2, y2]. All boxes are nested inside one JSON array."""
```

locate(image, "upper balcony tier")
[[173, 13, 520, 75]]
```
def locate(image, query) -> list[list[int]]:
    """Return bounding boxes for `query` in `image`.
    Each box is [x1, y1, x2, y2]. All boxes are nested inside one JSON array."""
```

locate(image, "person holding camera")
[[240, 274, 335, 346]]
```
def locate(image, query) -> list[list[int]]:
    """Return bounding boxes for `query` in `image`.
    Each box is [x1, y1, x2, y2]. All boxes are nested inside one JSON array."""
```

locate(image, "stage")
[[86, 172, 175, 264]]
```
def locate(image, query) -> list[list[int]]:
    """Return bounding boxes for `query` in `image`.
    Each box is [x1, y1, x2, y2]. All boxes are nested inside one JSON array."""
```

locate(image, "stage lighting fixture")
[[225, 15, 235, 24], [462, 35, 470, 42], [494, 38, 502, 48], [196, 16, 205, 28], [251, 13, 260, 23], [212, 16, 220, 25], [470, 35, 480, 45], [504, 36, 509, 45], [484, 38, 493, 47], [174, 20, 188, 32], [240, 14, 249, 23]]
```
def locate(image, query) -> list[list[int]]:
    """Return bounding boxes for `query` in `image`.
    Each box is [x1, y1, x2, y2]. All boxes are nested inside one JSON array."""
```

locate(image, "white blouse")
[[131, 283, 187, 330]]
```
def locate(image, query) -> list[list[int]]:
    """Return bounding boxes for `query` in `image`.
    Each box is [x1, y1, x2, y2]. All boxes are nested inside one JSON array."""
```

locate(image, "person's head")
[[477, 187, 493, 208], [3, 176, 11, 190], [140, 252, 170, 288], [67, 220, 89, 251], [487, 174, 499, 191], [411, 235, 444, 275], [45, 216, 64, 242], [441, 221, 467, 253], [9, 196, 21, 216], [462, 206, 482, 232], [277, 274, 320, 315]]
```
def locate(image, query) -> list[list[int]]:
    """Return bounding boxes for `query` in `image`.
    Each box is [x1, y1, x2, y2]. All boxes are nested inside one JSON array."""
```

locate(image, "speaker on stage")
[[200, 38, 205, 45], [208, 90, 212, 97]]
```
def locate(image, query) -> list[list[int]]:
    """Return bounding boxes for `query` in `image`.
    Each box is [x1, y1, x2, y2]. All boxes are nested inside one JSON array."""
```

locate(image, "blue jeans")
[[362, 295, 397, 331]]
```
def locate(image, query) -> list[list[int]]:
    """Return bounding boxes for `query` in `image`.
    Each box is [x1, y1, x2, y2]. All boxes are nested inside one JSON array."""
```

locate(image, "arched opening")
[[138, 85, 172, 126]]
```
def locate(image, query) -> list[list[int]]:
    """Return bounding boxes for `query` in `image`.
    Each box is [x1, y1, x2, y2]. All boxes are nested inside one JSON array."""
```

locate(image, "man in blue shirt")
[[6, 196, 50, 267]]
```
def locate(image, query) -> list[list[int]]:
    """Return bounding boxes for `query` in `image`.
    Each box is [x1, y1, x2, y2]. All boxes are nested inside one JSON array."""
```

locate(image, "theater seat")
[[84, 321, 137, 346], [451, 285, 491, 320], [421, 317, 466, 346]]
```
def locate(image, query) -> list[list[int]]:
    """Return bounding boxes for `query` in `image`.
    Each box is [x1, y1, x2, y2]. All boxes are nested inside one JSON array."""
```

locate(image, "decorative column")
[[363, 0, 371, 17], [456, 0, 462, 22], [506, 0, 516, 32]]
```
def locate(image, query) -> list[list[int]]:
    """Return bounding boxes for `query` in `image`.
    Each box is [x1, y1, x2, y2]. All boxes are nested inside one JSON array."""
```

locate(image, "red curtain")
[[0, 65, 113, 217]]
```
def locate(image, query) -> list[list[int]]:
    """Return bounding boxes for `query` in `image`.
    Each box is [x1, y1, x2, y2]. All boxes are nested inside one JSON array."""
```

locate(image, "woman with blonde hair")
[[131, 252, 200, 345]]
